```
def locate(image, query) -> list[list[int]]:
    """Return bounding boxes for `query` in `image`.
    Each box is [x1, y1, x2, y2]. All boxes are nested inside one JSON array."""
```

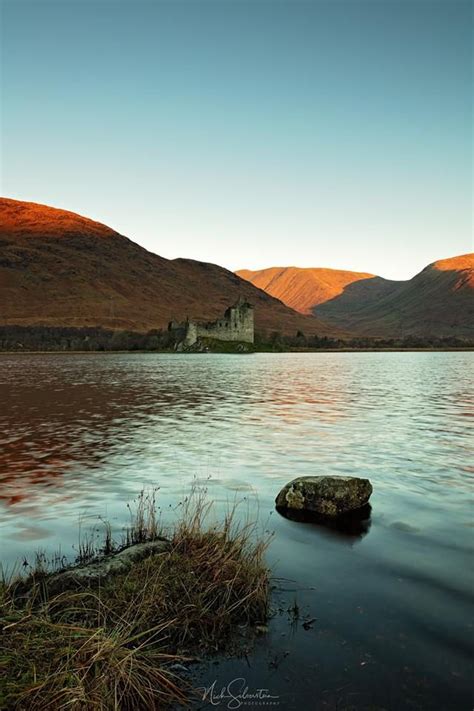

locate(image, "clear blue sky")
[[1, 0, 472, 279]]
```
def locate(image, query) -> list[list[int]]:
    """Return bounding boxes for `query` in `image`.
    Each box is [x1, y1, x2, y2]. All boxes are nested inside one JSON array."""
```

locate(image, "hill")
[[236, 266, 377, 314], [238, 257, 474, 338], [0, 198, 336, 337], [314, 255, 474, 338]]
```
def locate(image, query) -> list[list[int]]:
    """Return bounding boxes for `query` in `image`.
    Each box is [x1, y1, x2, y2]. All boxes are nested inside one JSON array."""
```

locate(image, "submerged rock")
[[275, 476, 372, 517]]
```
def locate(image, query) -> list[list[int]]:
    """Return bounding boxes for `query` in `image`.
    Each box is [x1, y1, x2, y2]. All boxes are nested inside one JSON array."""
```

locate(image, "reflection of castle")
[[169, 298, 254, 348]]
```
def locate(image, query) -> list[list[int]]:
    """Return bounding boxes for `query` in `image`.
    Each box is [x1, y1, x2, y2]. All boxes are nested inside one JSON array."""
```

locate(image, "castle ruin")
[[169, 298, 254, 349]]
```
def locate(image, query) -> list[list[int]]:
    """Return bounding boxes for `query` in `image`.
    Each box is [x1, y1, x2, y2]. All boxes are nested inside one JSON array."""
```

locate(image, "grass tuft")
[[124, 487, 162, 546], [0, 488, 271, 710]]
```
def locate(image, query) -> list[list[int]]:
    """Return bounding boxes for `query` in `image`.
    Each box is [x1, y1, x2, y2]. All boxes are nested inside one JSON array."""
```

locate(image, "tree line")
[[0, 326, 178, 352], [257, 330, 473, 350], [0, 325, 471, 352]]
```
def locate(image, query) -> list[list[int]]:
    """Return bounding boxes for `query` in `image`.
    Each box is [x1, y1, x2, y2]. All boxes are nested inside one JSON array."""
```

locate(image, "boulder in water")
[[275, 476, 372, 517]]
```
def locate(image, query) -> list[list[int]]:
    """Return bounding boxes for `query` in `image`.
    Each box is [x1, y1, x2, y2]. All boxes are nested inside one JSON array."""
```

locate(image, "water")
[[1, 352, 473, 710]]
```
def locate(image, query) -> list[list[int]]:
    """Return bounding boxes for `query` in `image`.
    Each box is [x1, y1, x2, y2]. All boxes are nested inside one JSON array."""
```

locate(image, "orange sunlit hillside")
[[0, 198, 340, 336]]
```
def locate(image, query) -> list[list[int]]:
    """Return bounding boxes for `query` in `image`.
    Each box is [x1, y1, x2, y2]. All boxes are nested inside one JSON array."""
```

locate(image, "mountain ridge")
[[0, 197, 338, 337], [237, 256, 474, 338], [236, 266, 378, 315]]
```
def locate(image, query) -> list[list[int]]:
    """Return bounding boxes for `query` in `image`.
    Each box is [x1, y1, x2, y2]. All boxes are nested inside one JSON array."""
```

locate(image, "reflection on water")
[[276, 502, 372, 540], [0, 352, 473, 710]]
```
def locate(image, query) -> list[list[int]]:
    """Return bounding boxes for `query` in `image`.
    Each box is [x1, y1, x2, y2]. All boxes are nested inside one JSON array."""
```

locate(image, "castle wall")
[[195, 312, 254, 344], [170, 300, 254, 347]]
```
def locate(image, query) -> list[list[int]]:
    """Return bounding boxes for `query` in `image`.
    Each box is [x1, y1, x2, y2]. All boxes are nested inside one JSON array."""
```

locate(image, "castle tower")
[[225, 298, 254, 343], [169, 298, 254, 348]]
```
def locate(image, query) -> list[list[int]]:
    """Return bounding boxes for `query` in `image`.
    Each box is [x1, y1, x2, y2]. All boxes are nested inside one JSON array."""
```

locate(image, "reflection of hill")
[[0, 360, 236, 514]]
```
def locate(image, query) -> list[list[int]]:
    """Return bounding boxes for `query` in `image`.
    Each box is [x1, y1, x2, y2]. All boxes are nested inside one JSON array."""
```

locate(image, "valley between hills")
[[1, 197, 472, 347]]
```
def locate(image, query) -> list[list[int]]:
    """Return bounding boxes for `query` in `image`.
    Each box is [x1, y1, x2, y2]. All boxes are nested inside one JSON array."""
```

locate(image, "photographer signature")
[[198, 677, 280, 708]]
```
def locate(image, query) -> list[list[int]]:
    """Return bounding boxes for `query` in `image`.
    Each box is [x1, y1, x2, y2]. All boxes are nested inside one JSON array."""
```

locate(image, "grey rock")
[[44, 539, 170, 594], [275, 476, 372, 517]]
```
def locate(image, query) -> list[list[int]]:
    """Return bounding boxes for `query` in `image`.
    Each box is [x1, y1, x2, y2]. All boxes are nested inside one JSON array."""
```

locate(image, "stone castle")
[[169, 298, 254, 348]]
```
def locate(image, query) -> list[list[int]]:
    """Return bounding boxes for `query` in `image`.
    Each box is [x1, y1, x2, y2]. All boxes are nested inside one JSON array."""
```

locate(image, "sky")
[[1, 0, 472, 279]]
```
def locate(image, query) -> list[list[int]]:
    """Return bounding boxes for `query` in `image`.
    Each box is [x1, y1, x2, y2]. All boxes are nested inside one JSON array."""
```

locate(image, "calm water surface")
[[0, 353, 473, 710]]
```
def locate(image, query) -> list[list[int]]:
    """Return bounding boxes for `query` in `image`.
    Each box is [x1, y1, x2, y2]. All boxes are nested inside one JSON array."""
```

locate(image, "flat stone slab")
[[275, 476, 372, 517], [40, 539, 170, 595]]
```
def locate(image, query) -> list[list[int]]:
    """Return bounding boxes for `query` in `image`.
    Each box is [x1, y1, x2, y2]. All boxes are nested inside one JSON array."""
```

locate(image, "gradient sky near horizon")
[[1, 0, 472, 279]]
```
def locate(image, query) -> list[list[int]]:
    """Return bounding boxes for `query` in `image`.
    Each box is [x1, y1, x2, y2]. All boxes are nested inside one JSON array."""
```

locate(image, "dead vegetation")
[[0, 488, 271, 710]]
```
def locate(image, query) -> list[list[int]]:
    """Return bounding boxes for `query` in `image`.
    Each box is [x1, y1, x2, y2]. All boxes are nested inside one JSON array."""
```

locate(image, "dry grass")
[[0, 489, 271, 710], [0, 613, 189, 710]]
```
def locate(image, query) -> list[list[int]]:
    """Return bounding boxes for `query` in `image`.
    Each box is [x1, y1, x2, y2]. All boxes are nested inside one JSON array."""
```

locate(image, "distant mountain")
[[315, 255, 474, 338], [237, 256, 474, 338], [0, 198, 338, 336], [236, 266, 377, 314]]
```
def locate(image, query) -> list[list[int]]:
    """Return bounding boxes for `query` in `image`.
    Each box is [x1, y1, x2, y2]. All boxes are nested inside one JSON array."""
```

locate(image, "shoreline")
[[0, 347, 473, 354], [1, 491, 270, 709]]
